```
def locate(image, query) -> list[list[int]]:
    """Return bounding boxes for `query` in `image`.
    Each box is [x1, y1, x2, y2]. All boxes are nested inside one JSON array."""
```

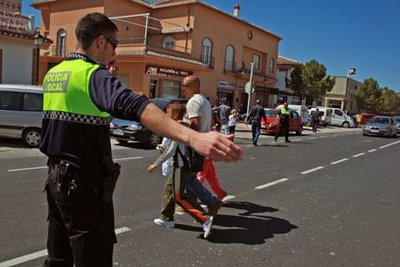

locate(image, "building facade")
[[0, 0, 40, 84], [324, 76, 361, 113], [32, 0, 281, 111], [276, 56, 303, 105]]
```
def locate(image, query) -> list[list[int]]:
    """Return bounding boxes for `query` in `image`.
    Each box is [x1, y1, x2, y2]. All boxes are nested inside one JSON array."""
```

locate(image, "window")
[[163, 36, 175, 49], [334, 109, 343, 116], [56, 29, 67, 57], [0, 92, 21, 110], [269, 58, 275, 73], [224, 45, 235, 72], [201, 38, 213, 66], [23, 93, 43, 111], [252, 54, 260, 70], [162, 80, 180, 98]]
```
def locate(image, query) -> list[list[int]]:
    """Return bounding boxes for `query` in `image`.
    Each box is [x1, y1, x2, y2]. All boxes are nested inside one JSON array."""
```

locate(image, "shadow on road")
[[175, 201, 297, 245], [0, 138, 30, 149], [208, 214, 297, 244], [222, 201, 279, 216]]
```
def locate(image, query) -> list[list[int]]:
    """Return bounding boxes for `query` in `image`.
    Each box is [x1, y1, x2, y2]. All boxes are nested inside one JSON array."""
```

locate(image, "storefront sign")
[[217, 80, 244, 91], [145, 65, 191, 77], [0, 10, 31, 34]]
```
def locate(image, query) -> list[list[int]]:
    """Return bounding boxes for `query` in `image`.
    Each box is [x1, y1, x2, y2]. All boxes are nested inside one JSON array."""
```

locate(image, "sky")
[[22, 0, 400, 92]]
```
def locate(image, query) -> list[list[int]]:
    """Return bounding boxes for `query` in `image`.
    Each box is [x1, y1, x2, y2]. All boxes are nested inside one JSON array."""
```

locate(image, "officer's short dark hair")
[[75, 12, 118, 51]]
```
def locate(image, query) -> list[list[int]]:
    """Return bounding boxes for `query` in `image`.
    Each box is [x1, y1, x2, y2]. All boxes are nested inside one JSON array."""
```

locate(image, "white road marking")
[[8, 166, 47, 172], [7, 157, 143, 172], [255, 178, 289, 190], [379, 140, 400, 149], [0, 227, 131, 267], [368, 149, 377, 153], [330, 158, 349, 165], [352, 153, 365, 158], [301, 166, 324, 175], [114, 156, 143, 162], [291, 138, 301, 142], [308, 137, 317, 140]]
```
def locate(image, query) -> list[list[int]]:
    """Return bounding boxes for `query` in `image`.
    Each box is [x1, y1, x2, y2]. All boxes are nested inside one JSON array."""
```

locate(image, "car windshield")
[[369, 117, 389, 124], [150, 98, 170, 111], [265, 109, 278, 117], [394, 117, 400, 123]]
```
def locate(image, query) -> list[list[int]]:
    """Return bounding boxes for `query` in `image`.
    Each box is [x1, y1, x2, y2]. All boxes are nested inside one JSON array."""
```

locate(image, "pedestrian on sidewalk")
[[311, 108, 321, 133], [228, 109, 239, 139], [246, 100, 266, 146], [216, 99, 231, 134]]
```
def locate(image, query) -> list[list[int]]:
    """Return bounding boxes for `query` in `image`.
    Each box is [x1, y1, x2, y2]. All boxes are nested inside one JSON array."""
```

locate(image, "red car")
[[261, 108, 303, 135]]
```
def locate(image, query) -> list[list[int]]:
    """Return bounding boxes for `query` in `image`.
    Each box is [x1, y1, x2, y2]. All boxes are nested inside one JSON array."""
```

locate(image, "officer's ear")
[[95, 35, 106, 49]]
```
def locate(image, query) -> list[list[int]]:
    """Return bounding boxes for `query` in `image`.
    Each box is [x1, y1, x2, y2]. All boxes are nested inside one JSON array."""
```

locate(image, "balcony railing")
[[200, 54, 214, 69], [223, 61, 236, 73]]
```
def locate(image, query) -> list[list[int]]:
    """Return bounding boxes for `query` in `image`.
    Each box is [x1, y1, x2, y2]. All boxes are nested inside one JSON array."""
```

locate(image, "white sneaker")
[[221, 195, 235, 202], [203, 216, 214, 238], [154, 218, 175, 228]]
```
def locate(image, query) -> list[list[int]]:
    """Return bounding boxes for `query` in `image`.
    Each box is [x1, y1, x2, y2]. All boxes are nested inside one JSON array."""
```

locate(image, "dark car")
[[110, 97, 187, 148]]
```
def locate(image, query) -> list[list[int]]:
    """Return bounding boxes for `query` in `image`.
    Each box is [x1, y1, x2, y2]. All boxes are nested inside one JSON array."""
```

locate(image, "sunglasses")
[[104, 35, 119, 50], [181, 84, 190, 87]]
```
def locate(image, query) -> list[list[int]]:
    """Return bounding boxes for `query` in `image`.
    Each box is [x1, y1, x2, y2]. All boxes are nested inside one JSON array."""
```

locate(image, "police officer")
[[275, 102, 292, 143], [40, 13, 242, 267]]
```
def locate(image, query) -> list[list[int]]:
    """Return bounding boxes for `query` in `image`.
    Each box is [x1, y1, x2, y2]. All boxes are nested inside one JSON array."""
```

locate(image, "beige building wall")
[[325, 76, 361, 113], [33, 0, 281, 110]]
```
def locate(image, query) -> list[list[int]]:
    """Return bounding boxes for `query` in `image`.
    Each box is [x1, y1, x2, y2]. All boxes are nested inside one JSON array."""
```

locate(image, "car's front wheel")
[[296, 126, 303, 135], [147, 132, 162, 148], [22, 128, 41, 148], [342, 122, 350, 128]]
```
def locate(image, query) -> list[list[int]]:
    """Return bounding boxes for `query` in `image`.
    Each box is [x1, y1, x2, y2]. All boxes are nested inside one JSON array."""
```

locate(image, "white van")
[[0, 84, 43, 147], [310, 107, 355, 128], [288, 104, 309, 125]]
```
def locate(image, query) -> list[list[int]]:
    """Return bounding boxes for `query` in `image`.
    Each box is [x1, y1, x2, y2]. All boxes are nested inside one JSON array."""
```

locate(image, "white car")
[[0, 84, 43, 147], [363, 116, 397, 137]]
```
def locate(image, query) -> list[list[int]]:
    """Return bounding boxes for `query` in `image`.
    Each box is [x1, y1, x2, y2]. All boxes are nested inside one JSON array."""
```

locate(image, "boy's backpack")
[[174, 146, 204, 172]]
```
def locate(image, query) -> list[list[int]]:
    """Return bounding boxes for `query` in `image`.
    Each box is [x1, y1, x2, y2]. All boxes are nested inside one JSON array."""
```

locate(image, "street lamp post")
[[33, 30, 44, 85]]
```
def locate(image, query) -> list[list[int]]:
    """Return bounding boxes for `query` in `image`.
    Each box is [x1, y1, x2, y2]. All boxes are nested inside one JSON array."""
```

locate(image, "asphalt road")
[[0, 128, 399, 267]]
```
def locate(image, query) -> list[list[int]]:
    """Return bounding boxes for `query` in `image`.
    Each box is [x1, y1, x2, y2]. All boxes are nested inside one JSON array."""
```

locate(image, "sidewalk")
[[234, 122, 361, 136]]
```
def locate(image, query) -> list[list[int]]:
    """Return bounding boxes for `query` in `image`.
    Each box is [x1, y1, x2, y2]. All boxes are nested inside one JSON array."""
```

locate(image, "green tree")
[[380, 87, 400, 114], [291, 60, 335, 102], [289, 64, 306, 98], [357, 78, 382, 112]]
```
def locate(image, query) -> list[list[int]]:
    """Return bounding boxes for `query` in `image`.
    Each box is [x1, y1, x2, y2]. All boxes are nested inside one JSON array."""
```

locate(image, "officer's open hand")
[[189, 131, 243, 163]]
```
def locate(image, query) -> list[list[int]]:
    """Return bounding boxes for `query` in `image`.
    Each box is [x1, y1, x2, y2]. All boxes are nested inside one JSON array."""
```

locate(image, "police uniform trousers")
[[44, 160, 117, 267]]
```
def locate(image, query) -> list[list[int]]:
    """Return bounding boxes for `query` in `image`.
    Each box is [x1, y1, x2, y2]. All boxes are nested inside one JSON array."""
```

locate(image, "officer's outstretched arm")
[[139, 103, 243, 162]]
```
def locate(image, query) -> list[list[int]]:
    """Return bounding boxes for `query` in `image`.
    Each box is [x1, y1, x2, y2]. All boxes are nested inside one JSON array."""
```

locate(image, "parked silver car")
[[362, 116, 397, 137], [394, 116, 400, 134], [0, 84, 43, 147]]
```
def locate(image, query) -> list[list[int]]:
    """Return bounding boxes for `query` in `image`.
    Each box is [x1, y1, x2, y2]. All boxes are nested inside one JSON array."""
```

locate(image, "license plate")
[[113, 129, 124, 136], [370, 129, 379, 133]]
